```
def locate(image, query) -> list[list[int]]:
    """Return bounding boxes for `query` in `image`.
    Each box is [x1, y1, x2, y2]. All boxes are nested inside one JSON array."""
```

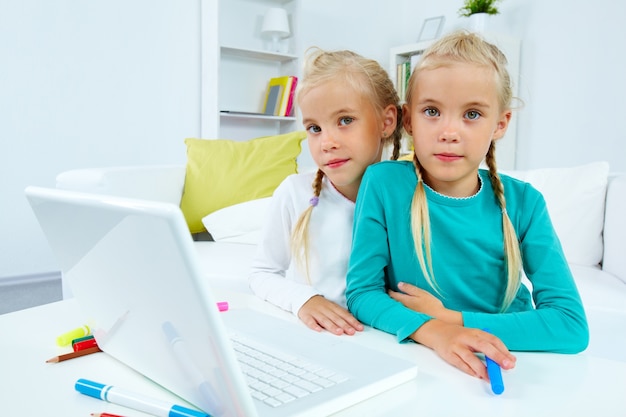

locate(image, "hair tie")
[[309, 196, 319, 207]]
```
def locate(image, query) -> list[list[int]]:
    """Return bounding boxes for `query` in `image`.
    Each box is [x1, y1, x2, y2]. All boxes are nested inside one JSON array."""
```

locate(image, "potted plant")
[[458, 0, 501, 17], [458, 0, 502, 32]]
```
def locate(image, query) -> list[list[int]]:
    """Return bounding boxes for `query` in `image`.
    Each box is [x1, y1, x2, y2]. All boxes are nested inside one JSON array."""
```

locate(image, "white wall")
[[2, 0, 625, 281], [0, 0, 201, 280]]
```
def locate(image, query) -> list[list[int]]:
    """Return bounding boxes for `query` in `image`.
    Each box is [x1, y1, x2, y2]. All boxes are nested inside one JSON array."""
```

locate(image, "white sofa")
[[56, 162, 626, 354]]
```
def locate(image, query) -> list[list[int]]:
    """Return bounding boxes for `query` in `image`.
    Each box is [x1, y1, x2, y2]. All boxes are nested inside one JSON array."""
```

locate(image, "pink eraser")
[[217, 301, 229, 312]]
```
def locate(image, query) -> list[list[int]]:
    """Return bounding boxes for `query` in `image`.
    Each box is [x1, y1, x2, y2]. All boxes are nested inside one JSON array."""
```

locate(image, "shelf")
[[389, 40, 433, 59], [220, 46, 297, 62], [203, 0, 300, 140], [220, 111, 296, 122]]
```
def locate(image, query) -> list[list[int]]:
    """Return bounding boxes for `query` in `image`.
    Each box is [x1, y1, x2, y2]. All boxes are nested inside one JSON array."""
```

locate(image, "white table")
[[1, 288, 626, 417]]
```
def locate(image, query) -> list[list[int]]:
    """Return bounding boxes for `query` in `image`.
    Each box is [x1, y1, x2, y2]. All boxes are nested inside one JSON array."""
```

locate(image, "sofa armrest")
[[56, 165, 185, 205], [602, 174, 626, 284]]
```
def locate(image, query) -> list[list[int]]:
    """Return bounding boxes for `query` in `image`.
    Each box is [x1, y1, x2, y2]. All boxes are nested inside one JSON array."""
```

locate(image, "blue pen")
[[75, 378, 211, 417], [482, 328, 505, 395]]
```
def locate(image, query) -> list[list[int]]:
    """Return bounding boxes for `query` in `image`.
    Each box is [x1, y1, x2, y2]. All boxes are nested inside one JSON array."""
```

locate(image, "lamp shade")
[[261, 7, 290, 39]]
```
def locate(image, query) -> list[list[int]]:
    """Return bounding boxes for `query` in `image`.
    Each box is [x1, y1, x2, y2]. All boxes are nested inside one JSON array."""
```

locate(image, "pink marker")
[[217, 301, 229, 312]]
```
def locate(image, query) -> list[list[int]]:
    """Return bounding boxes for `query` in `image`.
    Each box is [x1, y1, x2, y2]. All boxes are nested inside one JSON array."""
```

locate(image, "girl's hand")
[[389, 282, 462, 325], [411, 320, 516, 379], [298, 295, 364, 336]]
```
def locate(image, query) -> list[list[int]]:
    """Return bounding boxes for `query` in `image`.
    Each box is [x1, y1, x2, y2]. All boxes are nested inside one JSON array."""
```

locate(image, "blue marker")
[[485, 354, 505, 394], [75, 378, 211, 417], [482, 328, 505, 395]]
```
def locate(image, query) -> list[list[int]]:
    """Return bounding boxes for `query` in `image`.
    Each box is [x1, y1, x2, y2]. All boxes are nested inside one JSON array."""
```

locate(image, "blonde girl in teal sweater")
[[346, 31, 588, 380]]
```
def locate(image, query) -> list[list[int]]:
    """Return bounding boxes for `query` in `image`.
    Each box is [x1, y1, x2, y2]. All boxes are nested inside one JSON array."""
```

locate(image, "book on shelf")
[[263, 82, 283, 116], [262, 75, 298, 117], [396, 61, 411, 101], [282, 76, 298, 117], [396, 52, 424, 100]]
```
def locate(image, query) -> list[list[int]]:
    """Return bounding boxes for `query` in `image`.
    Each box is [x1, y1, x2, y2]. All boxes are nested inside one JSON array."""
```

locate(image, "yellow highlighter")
[[56, 325, 90, 347]]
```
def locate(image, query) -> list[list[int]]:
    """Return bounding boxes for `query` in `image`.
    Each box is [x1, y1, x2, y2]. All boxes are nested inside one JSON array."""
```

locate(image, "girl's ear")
[[402, 104, 413, 135], [381, 104, 398, 136], [493, 110, 512, 141]]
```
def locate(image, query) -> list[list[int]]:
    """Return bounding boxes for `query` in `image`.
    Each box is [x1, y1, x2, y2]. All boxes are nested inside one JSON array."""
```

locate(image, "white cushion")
[[503, 161, 610, 267], [602, 175, 626, 284], [202, 198, 271, 244]]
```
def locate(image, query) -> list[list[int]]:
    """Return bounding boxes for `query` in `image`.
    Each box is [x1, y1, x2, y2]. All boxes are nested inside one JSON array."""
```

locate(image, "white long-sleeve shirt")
[[248, 172, 355, 316]]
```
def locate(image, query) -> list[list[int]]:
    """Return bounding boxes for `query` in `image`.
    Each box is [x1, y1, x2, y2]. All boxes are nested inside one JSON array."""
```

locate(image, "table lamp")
[[261, 7, 290, 52]]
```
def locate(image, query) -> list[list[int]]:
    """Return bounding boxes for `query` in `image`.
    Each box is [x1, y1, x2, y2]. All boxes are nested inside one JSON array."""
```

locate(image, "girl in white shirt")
[[249, 48, 403, 335]]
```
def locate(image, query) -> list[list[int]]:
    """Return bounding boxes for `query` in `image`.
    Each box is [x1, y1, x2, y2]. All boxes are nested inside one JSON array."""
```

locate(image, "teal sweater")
[[346, 161, 589, 353]]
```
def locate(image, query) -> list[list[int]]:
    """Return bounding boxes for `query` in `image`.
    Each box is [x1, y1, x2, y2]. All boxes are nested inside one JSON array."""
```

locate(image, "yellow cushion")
[[180, 131, 306, 233]]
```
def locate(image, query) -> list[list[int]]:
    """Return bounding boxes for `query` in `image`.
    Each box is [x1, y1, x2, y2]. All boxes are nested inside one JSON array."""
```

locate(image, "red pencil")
[[91, 413, 128, 417], [45, 346, 102, 363]]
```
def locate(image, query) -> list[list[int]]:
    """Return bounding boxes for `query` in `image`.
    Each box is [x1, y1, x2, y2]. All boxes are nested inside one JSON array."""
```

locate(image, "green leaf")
[[458, 0, 502, 17]]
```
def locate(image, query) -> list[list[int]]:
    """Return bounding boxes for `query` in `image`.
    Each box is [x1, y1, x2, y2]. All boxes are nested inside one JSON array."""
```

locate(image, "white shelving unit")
[[389, 33, 521, 170], [201, 0, 300, 141], [389, 40, 433, 96]]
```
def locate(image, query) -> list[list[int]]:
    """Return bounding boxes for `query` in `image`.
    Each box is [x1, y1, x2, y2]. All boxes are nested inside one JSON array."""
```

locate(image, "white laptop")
[[25, 186, 418, 417]]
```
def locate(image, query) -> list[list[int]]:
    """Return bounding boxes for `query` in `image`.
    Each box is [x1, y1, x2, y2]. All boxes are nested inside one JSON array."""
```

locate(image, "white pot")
[[468, 12, 489, 33]]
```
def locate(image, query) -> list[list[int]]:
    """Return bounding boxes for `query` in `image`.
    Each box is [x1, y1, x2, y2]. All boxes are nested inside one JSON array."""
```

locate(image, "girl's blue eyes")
[[465, 110, 480, 120], [306, 117, 354, 133], [339, 116, 354, 126], [422, 108, 482, 120]]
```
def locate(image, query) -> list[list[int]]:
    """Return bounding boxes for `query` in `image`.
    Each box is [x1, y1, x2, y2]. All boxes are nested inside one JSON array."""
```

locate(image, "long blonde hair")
[[406, 31, 521, 311], [291, 48, 403, 280]]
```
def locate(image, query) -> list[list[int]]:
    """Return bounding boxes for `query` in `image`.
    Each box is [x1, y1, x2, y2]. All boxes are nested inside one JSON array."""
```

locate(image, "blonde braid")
[[485, 144, 522, 311], [410, 154, 442, 295], [290, 169, 325, 282]]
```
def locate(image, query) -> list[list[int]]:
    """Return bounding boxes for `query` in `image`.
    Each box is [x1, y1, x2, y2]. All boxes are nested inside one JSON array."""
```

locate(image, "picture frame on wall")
[[418, 16, 445, 42]]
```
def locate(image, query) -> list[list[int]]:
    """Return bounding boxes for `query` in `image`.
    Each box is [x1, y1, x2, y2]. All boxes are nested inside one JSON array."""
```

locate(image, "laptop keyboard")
[[230, 333, 349, 408]]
